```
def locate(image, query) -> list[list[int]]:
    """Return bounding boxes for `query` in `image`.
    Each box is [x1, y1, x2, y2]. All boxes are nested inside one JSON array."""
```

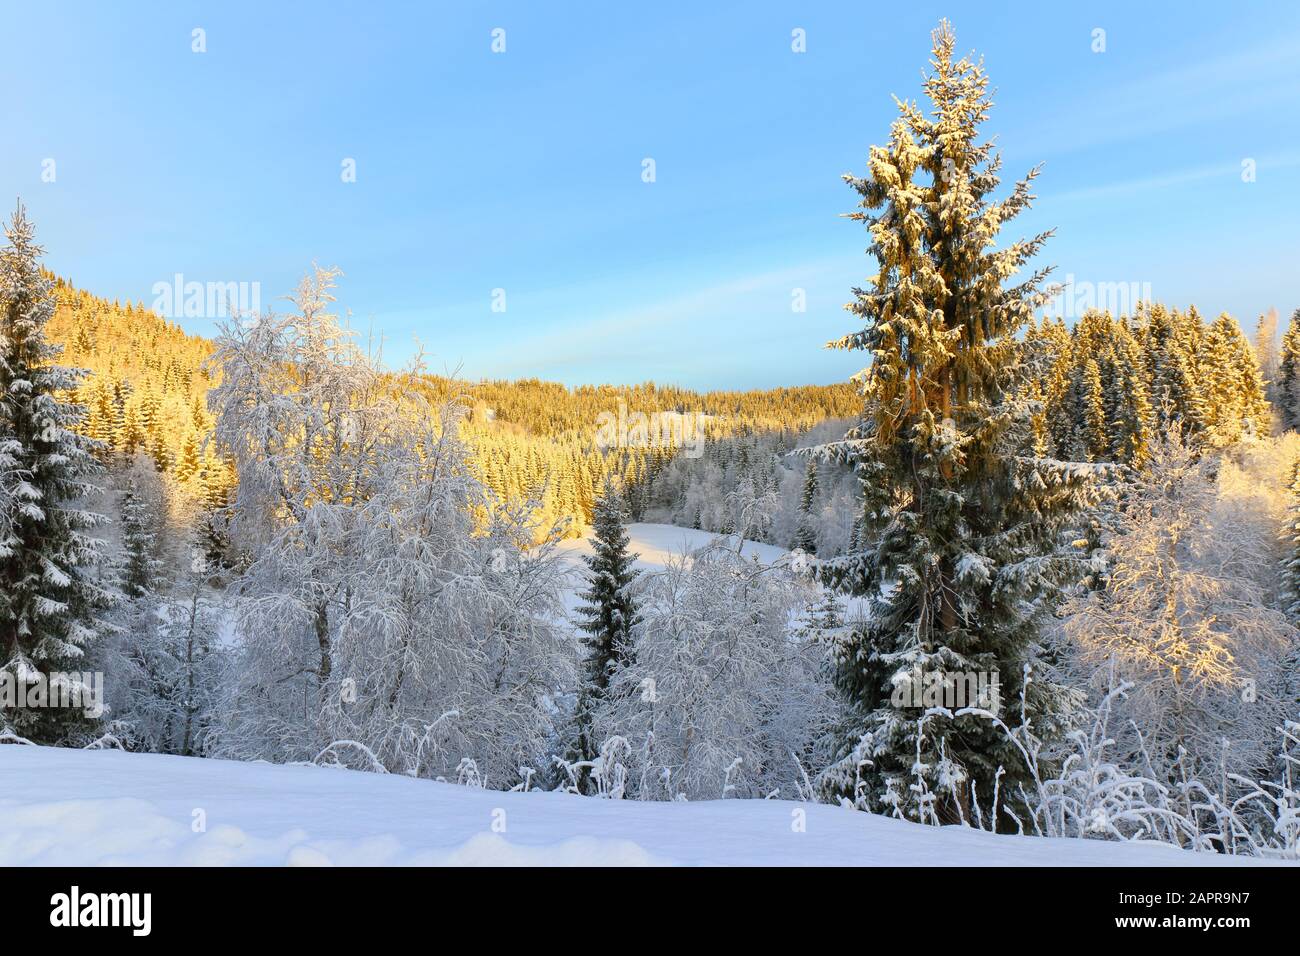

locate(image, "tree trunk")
[[315, 599, 331, 688], [181, 589, 199, 756]]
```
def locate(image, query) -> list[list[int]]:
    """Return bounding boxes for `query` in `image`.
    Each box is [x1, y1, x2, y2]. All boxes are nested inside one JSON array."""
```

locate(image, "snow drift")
[[0, 745, 1280, 866]]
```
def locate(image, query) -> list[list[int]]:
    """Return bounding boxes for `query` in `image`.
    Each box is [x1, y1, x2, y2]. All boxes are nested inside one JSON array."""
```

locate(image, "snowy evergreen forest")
[[3, 21, 1299, 862]]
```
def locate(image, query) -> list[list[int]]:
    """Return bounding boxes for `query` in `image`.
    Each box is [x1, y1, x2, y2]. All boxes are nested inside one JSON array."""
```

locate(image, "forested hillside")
[[45, 275, 231, 503], [42, 273, 1290, 551], [43, 275, 858, 537], [413, 376, 857, 535], [1024, 304, 1273, 463]]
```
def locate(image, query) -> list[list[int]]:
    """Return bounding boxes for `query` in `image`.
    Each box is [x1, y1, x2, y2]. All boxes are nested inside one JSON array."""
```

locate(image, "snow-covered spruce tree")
[[1080, 357, 1107, 460], [1198, 312, 1271, 446], [1278, 309, 1300, 431], [119, 464, 161, 600], [1282, 455, 1300, 621], [0, 203, 111, 743], [1103, 316, 1155, 466], [815, 23, 1100, 824], [1255, 307, 1280, 404], [1020, 315, 1071, 457], [795, 456, 819, 555], [1038, 312, 1153, 466], [195, 456, 233, 567], [570, 477, 640, 790], [1141, 303, 1205, 434]]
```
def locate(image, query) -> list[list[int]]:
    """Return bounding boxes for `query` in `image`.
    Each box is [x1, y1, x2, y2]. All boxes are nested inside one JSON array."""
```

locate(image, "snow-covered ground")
[[553, 522, 790, 575], [0, 745, 1279, 866], [553, 522, 787, 614], [553, 522, 870, 616]]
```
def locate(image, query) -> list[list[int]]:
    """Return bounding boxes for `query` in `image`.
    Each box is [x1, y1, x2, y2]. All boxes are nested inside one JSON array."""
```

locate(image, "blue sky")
[[3, 1, 1298, 390]]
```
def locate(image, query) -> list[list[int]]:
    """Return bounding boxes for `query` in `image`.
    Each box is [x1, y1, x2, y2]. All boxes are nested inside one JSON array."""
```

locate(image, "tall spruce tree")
[[817, 23, 1097, 823], [1105, 316, 1155, 466], [571, 478, 640, 789], [1141, 303, 1204, 433], [1080, 356, 1107, 460], [1278, 309, 1300, 431], [1283, 457, 1300, 622], [795, 456, 819, 555], [0, 203, 110, 743], [1199, 312, 1271, 444], [1021, 315, 1071, 456], [119, 479, 160, 600], [1254, 307, 1280, 401]]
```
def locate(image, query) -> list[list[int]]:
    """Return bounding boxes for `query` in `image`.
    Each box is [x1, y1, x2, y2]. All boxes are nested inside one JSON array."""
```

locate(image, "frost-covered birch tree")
[[206, 266, 573, 784], [1062, 432, 1298, 781], [591, 543, 833, 801]]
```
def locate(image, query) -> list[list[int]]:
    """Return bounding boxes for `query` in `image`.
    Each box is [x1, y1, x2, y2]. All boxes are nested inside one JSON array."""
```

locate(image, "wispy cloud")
[[1043, 151, 1300, 204], [480, 257, 855, 376], [1021, 34, 1300, 159]]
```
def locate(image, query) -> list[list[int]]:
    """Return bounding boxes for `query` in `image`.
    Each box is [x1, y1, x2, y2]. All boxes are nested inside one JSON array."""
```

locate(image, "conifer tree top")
[[834, 20, 1055, 442]]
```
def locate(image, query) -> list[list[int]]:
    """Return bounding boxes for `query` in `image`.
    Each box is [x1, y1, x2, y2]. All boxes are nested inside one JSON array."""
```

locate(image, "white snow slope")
[[0, 745, 1280, 866], [554, 522, 862, 616], [554, 522, 791, 575]]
